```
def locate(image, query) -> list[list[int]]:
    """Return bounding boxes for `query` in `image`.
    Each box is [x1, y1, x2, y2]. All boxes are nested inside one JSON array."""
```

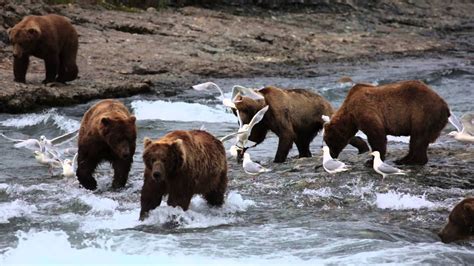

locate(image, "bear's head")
[[142, 138, 185, 183], [99, 115, 137, 160], [233, 95, 269, 145], [7, 22, 41, 58], [438, 198, 474, 243], [323, 122, 350, 158]]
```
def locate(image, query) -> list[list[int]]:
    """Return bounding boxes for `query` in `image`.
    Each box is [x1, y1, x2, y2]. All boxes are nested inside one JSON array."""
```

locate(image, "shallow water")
[[0, 55, 473, 264]]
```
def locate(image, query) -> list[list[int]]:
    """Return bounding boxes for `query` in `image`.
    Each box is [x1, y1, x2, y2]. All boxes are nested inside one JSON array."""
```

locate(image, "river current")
[[0, 55, 473, 264]]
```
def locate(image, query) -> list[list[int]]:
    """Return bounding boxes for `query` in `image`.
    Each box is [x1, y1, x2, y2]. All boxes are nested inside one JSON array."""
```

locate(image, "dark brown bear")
[[234, 86, 369, 163], [7, 14, 78, 84], [140, 130, 228, 220], [76, 99, 137, 190], [438, 198, 474, 243], [324, 80, 449, 165]]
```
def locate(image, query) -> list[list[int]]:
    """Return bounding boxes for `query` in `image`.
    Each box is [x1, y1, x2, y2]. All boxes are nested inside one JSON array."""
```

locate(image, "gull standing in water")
[[243, 152, 270, 176], [448, 112, 474, 144], [370, 151, 406, 179], [322, 146, 349, 174], [192, 82, 264, 108]]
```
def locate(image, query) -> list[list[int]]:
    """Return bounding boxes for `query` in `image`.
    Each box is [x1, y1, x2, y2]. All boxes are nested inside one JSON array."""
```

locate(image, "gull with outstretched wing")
[[448, 112, 474, 143]]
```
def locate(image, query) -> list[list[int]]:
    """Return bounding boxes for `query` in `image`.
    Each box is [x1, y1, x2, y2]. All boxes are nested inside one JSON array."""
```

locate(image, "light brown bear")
[[323, 80, 449, 165], [233, 86, 369, 163], [76, 99, 137, 190], [438, 198, 474, 243], [7, 14, 78, 83], [140, 130, 228, 220]]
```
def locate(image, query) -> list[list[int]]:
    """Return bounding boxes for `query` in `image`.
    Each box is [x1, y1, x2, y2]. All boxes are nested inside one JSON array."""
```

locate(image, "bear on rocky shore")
[[438, 198, 474, 243], [233, 86, 369, 163], [76, 99, 137, 190], [139, 130, 228, 221], [7, 14, 78, 84], [323, 80, 449, 165]]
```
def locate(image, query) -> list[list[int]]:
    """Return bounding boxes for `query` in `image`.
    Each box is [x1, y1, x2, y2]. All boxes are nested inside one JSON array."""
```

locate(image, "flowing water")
[[0, 55, 473, 264]]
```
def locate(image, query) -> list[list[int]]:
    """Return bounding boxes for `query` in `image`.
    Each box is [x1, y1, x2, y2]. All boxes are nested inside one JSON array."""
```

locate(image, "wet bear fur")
[[76, 99, 137, 190], [234, 86, 369, 163], [438, 198, 474, 243], [140, 130, 228, 220], [7, 14, 78, 83], [323, 80, 449, 165]]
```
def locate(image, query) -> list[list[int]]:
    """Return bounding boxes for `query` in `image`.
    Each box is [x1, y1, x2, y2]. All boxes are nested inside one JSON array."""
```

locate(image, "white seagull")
[[448, 112, 474, 144], [61, 153, 78, 178], [370, 151, 406, 179], [227, 144, 242, 159], [0, 131, 78, 155], [322, 146, 349, 174], [243, 152, 270, 176], [192, 82, 264, 108], [220, 105, 269, 150]]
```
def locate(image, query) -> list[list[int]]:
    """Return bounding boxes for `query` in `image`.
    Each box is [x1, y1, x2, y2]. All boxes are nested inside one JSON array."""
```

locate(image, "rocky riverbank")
[[0, 0, 472, 113]]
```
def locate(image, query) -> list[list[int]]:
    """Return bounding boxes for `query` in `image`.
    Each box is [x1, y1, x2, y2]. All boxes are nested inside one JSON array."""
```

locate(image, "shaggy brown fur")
[[234, 86, 369, 163], [438, 198, 474, 243], [140, 130, 228, 220], [8, 14, 78, 83], [76, 99, 137, 190], [323, 80, 449, 165]]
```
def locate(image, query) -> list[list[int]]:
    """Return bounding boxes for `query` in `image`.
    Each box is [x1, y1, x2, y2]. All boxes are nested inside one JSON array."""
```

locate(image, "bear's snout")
[[12, 45, 23, 58], [152, 171, 161, 180]]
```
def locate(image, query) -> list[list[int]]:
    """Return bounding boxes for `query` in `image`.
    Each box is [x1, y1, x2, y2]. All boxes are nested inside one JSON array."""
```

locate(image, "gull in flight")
[[0, 130, 78, 154], [447, 112, 474, 144], [220, 105, 269, 150], [370, 151, 407, 179], [322, 146, 349, 174], [192, 82, 264, 108], [46, 150, 78, 178], [243, 152, 270, 176]]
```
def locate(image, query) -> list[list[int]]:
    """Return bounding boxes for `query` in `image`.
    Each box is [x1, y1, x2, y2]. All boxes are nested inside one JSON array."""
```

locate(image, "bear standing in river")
[[7, 14, 78, 84], [324, 80, 449, 165], [140, 130, 228, 220], [234, 86, 369, 163], [76, 99, 137, 190]]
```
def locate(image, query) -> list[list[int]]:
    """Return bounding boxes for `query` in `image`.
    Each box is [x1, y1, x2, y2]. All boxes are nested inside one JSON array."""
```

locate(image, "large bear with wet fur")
[[438, 198, 474, 243], [234, 86, 369, 163], [140, 130, 228, 220], [323, 80, 449, 165], [76, 99, 136, 190], [7, 14, 78, 83]]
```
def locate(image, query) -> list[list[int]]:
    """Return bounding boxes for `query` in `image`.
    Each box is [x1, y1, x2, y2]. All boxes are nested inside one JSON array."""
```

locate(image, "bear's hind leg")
[[76, 154, 99, 190], [111, 158, 132, 189], [396, 136, 429, 165], [205, 171, 227, 207], [57, 52, 78, 83], [295, 138, 312, 158]]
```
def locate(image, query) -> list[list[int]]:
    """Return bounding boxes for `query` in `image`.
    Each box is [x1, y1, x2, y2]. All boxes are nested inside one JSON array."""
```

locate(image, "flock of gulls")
[[1, 82, 473, 179]]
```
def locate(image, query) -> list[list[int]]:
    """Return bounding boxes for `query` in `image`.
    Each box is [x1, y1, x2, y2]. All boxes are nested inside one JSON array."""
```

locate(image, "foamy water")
[[131, 100, 235, 123], [1, 56, 474, 264]]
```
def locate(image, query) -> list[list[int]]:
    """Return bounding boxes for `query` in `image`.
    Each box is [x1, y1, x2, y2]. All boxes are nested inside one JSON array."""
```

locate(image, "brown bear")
[[139, 130, 228, 220], [233, 86, 369, 163], [7, 14, 78, 84], [76, 99, 137, 190], [438, 198, 474, 243], [323, 80, 449, 165]]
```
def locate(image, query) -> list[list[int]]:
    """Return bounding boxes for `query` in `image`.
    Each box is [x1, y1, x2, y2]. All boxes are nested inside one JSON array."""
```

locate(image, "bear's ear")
[[101, 117, 111, 126], [129, 115, 136, 123], [463, 201, 474, 217], [172, 139, 186, 165], [143, 137, 152, 148], [27, 26, 41, 39]]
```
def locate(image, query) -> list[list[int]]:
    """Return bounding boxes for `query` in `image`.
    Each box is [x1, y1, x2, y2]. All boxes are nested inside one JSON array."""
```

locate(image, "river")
[[0, 54, 473, 264]]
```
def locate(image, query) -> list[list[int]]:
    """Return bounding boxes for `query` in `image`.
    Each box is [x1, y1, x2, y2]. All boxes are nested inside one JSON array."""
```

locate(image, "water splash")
[[374, 191, 436, 210]]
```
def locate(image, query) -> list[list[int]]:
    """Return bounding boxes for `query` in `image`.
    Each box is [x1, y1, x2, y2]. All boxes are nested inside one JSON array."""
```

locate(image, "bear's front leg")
[[43, 55, 59, 84], [13, 56, 29, 83], [76, 154, 99, 190], [363, 129, 387, 168], [167, 192, 193, 211], [139, 178, 165, 221], [274, 134, 294, 163], [349, 136, 370, 154], [111, 158, 132, 189]]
